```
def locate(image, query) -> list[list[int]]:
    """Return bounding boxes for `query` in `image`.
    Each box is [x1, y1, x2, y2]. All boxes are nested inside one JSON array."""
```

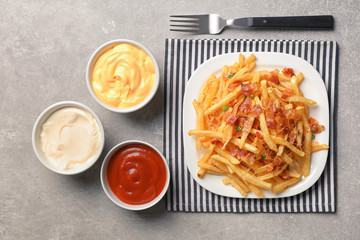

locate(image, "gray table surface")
[[1, 0, 359, 239]]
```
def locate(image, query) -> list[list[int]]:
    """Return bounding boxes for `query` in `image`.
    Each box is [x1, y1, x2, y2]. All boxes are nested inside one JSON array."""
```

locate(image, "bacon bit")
[[281, 88, 294, 99], [309, 117, 318, 125], [241, 83, 252, 96], [317, 125, 325, 132], [241, 83, 259, 96], [310, 124, 318, 133], [228, 99, 237, 107], [282, 68, 295, 77], [251, 104, 262, 117], [251, 83, 259, 93], [234, 131, 243, 138], [264, 98, 277, 113], [273, 156, 285, 170], [265, 111, 277, 129], [211, 139, 223, 147], [265, 164, 274, 172], [264, 72, 279, 84], [253, 119, 260, 130], [225, 114, 238, 125], [308, 117, 324, 133], [288, 128, 297, 144], [227, 83, 239, 92], [239, 98, 252, 113], [243, 119, 253, 133], [245, 152, 255, 165], [238, 116, 247, 126], [276, 117, 286, 136], [266, 148, 277, 159], [283, 109, 296, 119], [255, 132, 264, 140], [230, 148, 245, 159], [280, 170, 291, 179], [284, 119, 295, 129]]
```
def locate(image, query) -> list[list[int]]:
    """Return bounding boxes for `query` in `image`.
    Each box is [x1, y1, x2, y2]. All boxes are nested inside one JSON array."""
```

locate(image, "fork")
[[170, 14, 334, 34]]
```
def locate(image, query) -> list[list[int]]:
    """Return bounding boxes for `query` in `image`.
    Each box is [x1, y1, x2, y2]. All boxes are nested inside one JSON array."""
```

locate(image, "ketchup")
[[107, 144, 167, 205]]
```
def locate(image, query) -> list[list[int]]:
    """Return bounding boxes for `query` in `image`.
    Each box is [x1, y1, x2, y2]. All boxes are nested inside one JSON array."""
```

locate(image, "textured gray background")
[[1, 0, 359, 239]]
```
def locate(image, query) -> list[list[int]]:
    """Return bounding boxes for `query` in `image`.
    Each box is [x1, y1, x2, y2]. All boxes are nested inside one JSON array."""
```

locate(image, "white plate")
[[183, 52, 329, 198]]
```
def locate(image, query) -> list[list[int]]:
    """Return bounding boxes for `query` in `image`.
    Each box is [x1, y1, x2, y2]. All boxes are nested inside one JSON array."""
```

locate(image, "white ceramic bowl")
[[86, 39, 160, 113], [32, 101, 105, 175], [100, 140, 170, 210]]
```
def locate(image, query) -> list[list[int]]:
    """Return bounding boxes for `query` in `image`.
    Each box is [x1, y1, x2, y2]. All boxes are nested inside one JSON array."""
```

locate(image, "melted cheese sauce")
[[91, 43, 155, 108]]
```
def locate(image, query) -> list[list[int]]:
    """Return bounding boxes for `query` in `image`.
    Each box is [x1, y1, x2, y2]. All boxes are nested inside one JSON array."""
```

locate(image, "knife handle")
[[248, 15, 334, 29]]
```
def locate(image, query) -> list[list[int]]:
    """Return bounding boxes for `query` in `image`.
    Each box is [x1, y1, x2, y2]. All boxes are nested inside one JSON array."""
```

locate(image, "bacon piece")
[[264, 98, 277, 113], [317, 125, 325, 133], [245, 152, 255, 165], [241, 83, 252, 96], [224, 114, 238, 125], [288, 128, 297, 144], [243, 119, 253, 133], [251, 83, 259, 93], [234, 131, 243, 138], [253, 119, 260, 130], [211, 139, 223, 147], [239, 98, 252, 113], [276, 117, 287, 136], [265, 111, 277, 129], [282, 68, 295, 77], [310, 125, 319, 133], [281, 88, 294, 99], [308, 117, 325, 133], [228, 99, 237, 107], [264, 72, 279, 84], [227, 83, 239, 92], [250, 104, 262, 118], [280, 170, 291, 179], [265, 164, 274, 172], [238, 116, 247, 126], [309, 117, 318, 125], [241, 83, 260, 97], [273, 156, 285, 170], [230, 148, 245, 159], [255, 132, 264, 140], [266, 148, 277, 159], [283, 109, 296, 119]]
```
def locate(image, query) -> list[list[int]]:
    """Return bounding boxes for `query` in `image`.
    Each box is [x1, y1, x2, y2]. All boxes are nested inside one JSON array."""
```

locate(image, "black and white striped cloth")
[[163, 39, 338, 213]]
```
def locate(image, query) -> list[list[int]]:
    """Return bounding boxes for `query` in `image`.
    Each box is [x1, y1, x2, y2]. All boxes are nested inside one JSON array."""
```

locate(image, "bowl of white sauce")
[[32, 101, 105, 175]]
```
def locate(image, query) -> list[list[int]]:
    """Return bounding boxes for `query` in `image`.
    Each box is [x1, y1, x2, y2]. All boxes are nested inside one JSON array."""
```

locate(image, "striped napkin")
[[163, 39, 338, 213]]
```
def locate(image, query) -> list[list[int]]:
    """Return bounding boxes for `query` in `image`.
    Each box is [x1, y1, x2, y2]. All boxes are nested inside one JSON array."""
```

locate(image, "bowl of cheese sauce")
[[86, 40, 160, 113], [32, 101, 105, 175]]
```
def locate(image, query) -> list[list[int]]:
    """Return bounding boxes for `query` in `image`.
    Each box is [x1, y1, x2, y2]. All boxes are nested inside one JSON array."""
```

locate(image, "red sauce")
[[107, 144, 167, 205]]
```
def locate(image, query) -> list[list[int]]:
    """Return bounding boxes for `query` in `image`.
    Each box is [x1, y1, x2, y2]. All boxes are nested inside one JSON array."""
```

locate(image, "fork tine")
[[170, 19, 199, 24], [170, 24, 199, 28], [170, 15, 201, 18], [170, 28, 198, 33]]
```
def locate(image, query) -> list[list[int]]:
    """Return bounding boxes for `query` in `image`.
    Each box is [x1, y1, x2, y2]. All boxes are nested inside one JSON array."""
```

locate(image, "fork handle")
[[245, 15, 334, 29]]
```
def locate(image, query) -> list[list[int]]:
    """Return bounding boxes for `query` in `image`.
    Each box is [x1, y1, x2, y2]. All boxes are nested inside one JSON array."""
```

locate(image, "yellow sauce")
[[91, 43, 155, 108]]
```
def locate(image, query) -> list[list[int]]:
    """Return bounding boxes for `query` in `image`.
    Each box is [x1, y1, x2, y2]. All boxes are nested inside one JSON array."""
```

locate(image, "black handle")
[[248, 15, 334, 29]]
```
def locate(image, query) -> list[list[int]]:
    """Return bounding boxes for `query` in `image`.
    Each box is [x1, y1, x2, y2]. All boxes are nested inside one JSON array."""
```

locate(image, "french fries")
[[189, 54, 329, 197]]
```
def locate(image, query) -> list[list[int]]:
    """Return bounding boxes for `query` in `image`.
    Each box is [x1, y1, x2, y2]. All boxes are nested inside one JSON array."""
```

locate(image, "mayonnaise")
[[91, 43, 155, 108], [40, 107, 101, 170]]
